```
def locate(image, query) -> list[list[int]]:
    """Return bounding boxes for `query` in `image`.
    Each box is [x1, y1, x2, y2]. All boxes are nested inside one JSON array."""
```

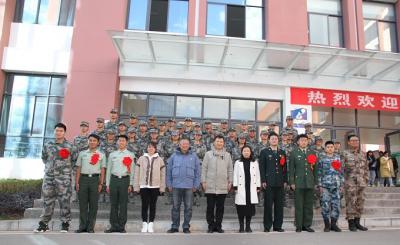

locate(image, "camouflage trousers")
[[40, 174, 72, 224], [320, 187, 341, 220], [345, 185, 365, 220]]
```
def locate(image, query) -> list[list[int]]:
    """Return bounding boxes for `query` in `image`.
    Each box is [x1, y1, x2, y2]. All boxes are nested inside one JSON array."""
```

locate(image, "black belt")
[[81, 174, 100, 177], [112, 174, 129, 179]]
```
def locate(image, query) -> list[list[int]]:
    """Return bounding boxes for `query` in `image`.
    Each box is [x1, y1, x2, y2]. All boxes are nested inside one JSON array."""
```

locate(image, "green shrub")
[[0, 179, 42, 194]]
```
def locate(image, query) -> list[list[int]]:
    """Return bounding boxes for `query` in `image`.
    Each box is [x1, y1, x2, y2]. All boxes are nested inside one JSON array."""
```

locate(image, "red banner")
[[291, 87, 400, 112]]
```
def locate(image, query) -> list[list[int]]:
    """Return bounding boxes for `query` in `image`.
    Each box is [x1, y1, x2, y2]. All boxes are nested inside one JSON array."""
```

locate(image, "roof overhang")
[[109, 30, 400, 84]]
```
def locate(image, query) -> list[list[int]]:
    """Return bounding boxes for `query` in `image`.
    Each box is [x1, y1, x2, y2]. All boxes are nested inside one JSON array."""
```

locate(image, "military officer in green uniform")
[[259, 132, 287, 232], [105, 134, 135, 233], [289, 134, 318, 232], [75, 134, 106, 233]]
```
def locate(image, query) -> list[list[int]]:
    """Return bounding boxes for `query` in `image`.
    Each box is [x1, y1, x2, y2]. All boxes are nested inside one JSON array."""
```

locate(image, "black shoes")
[[74, 229, 87, 233], [214, 227, 224, 233], [119, 229, 127, 233], [167, 228, 179, 233], [34, 221, 49, 233], [296, 228, 302, 232], [60, 222, 69, 233], [264, 228, 270, 232], [348, 219, 357, 232], [273, 228, 285, 232], [183, 228, 190, 234], [302, 226, 315, 232], [323, 219, 331, 232], [88, 230, 95, 233], [330, 218, 342, 232], [354, 218, 368, 231], [104, 228, 119, 233]]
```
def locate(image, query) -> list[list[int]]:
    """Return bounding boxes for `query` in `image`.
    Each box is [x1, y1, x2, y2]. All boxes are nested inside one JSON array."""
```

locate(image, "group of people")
[[367, 150, 398, 187], [34, 109, 375, 234]]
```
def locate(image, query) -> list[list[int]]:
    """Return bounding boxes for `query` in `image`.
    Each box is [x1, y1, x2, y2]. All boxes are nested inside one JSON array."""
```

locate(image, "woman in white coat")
[[233, 145, 261, 233]]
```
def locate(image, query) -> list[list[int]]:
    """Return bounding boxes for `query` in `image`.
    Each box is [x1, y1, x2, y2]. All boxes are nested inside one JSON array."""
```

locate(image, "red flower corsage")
[[279, 155, 286, 166], [59, 148, 70, 159], [122, 156, 133, 172], [331, 160, 341, 171], [90, 153, 100, 165], [307, 154, 317, 170]]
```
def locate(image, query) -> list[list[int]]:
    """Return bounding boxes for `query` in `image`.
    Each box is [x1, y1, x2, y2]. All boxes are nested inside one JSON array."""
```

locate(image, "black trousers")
[[263, 186, 284, 230], [205, 194, 226, 229], [140, 188, 159, 222]]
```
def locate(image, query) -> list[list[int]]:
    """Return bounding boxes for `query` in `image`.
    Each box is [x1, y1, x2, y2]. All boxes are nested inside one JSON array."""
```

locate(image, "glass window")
[[206, 1, 264, 39], [246, 6, 263, 40], [127, 0, 149, 30], [231, 99, 255, 120], [15, 0, 76, 26], [149, 94, 174, 116], [257, 101, 281, 122], [357, 109, 378, 127], [333, 108, 355, 126], [380, 111, 400, 129], [312, 106, 332, 125], [127, 0, 188, 34], [207, 4, 226, 36], [176, 96, 202, 118], [120, 93, 147, 116], [313, 127, 332, 142], [204, 98, 229, 119], [363, 2, 398, 52], [167, 0, 188, 33], [1, 74, 66, 158], [308, 0, 343, 47], [360, 128, 393, 152], [209, 0, 245, 4]]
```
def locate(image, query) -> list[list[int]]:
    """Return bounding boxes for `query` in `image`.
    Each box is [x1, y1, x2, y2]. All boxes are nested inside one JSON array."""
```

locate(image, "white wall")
[[0, 158, 44, 179], [1, 23, 73, 75]]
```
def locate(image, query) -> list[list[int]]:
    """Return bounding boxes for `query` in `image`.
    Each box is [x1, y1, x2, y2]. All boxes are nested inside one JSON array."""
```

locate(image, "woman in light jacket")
[[379, 151, 395, 187], [233, 145, 261, 233], [134, 142, 166, 233]]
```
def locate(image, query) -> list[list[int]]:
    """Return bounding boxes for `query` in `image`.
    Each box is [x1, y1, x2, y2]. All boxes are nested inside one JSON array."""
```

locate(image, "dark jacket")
[[259, 147, 287, 187]]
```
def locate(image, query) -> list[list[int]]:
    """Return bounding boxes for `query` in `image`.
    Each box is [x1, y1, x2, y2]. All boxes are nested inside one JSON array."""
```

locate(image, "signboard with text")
[[290, 87, 400, 112]]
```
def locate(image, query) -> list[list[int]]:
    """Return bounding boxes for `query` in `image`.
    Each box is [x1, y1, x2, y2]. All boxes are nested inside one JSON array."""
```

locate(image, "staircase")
[[12, 187, 400, 232]]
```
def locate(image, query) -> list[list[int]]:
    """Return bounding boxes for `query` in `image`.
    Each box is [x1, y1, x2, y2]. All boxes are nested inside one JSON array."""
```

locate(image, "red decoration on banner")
[[290, 87, 399, 112], [59, 148, 70, 159]]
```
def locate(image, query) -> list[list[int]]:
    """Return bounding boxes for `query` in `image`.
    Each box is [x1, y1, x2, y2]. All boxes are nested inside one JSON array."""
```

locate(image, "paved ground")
[[0, 228, 399, 245]]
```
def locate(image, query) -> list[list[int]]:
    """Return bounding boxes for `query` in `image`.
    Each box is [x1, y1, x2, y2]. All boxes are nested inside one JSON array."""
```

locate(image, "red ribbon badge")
[[279, 155, 286, 166], [331, 160, 342, 171], [90, 153, 100, 165], [59, 148, 70, 159], [122, 156, 133, 172], [307, 154, 317, 170]]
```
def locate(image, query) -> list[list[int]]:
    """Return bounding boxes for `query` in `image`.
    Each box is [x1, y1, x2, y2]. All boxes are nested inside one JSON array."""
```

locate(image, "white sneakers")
[[141, 222, 154, 233], [147, 222, 154, 233], [141, 222, 148, 233]]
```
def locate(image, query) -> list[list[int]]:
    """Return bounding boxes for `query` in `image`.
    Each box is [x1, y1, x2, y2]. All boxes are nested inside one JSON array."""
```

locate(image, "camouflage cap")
[[159, 121, 166, 126], [238, 133, 247, 139], [149, 128, 158, 134], [268, 121, 277, 126], [194, 122, 201, 127], [148, 115, 157, 121], [204, 120, 212, 124], [286, 115, 293, 120], [281, 131, 288, 136], [118, 121, 127, 126], [260, 130, 269, 135], [127, 127, 137, 134], [106, 129, 116, 135], [80, 121, 89, 127], [240, 120, 248, 125], [96, 117, 105, 123], [184, 117, 192, 122], [176, 124, 183, 129], [168, 118, 176, 123], [170, 130, 179, 136], [315, 136, 323, 141], [220, 120, 228, 124], [110, 108, 118, 114], [249, 127, 256, 132], [139, 121, 147, 126], [129, 113, 137, 119], [194, 130, 202, 136], [228, 128, 237, 132], [304, 122, 312, 127]]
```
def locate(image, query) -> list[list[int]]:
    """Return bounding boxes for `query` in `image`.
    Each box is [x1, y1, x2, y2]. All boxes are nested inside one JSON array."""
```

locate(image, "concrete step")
[[365, 193, 400, 199], [2, 216, 400, 232], [365, 187, 400, 193]]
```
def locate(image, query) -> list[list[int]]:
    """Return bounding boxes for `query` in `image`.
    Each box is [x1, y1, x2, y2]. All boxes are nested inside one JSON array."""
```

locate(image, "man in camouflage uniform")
[[137, 121, 149, 143], [183, 118, 193, 139], [268, 122, 277, 134], [191, 130, 207, 206], [310, 136, 324, 154], [34, 123, 77, 233], [280, 131, 294, 208], [128, 113, 138, 129], [255, 130, 269, 159], [105, 109, 119, 133], [239, 121, 248, 134], [203, 120, 215, 151], [117, 121, 128, 135], [100, 129, 117, 203], [342, 134, 369, 232], [224, 128, 238, 155], [246, 127, 258, 152], [158, 121, 168, 143], [307, 131, 315, 146], [92, 117, 106, 143], [176, 124, 185, 138], [162, 131, 180, 205], [218, 120, 229, 137], [317, 141, 344, 232], [304, 123, 313, 134], [282, 116, 298, 139], [148, 115, 158, 129], [166, 118, 177, 134], [72, 121, 90, 202], [231, 133, 247, 162], [127, 128, 140, 157]]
